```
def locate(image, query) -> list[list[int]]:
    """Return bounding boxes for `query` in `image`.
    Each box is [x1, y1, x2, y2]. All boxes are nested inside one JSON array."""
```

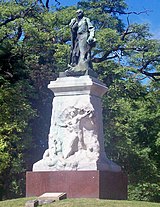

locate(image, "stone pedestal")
[[33, 75, 120, 172], [26, 75, 127, 199], [26, 171, 127, 199]]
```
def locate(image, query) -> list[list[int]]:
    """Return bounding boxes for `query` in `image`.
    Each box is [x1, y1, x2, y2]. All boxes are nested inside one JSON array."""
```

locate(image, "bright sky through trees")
[[58, 0, 160, 39]]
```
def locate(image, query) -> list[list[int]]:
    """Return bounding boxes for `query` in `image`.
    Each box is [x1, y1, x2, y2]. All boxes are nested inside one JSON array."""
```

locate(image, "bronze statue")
[[66, 9, 96, 75]]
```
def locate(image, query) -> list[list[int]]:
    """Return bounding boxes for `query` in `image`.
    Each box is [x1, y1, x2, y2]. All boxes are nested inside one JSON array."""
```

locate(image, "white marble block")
[[33, 75, 121, 172]]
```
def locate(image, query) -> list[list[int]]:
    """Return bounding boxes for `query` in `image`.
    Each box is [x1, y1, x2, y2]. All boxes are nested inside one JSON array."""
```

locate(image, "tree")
[[52, 0, 160, 201], [0, 0, 57, 199], [75, 0, 160, 201], [0, 0, 160, 201]]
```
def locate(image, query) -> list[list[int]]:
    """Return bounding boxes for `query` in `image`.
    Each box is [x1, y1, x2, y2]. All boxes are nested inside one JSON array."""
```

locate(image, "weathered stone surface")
[[38, 199, 55, 205], [33, 76, 121, 172], [39, 192, 67, 200], [25, 200, 38, 207]]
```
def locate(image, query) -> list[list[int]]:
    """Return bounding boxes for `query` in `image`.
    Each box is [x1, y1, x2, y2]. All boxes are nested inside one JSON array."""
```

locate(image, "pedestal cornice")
[[48, 75, 107, 97]]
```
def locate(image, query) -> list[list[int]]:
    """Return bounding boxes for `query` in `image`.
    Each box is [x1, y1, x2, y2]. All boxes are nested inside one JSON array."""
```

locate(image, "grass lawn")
[[0, 198, 160, 207]]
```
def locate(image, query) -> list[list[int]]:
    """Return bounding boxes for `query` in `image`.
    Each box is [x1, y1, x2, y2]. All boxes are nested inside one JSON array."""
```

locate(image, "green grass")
[[0, 198, 160, 207], [0, 197, 35, 207]]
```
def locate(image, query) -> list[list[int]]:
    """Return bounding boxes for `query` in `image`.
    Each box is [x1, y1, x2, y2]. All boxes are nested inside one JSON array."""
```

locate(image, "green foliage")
[[0, 0, 160, 202], [128, 183, 160, 202], [102, 74, 160, 201], [0, 81, 36, 199], [0, 0, 56, 199], [96, 28, 122, 52]]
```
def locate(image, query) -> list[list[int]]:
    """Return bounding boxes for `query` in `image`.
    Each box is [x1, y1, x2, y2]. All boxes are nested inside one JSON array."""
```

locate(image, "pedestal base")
[[26, 171, 127, 199]]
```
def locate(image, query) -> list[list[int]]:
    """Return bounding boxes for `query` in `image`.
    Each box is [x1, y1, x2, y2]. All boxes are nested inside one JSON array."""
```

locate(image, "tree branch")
[[37, 0, 46, 8], [139, 70, 160, 81], [106, 8, 152, 16], [46, 0, 50, 9], [121, 24, 133, 41], [137, 56, 160, 81], [0, 34, 9, 43], [92, 45, 148, 63], [0, 4, 36, 27], [92, 51, 112, 63], [16, 26, 22, 41]]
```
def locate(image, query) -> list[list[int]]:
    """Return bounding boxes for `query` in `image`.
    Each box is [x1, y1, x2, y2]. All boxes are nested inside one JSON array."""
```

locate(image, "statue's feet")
[[65, 65, 75, 73], [59, 65, 98, 78]]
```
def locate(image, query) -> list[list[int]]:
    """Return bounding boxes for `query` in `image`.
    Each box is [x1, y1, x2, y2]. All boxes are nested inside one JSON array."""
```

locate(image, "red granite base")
[[26, 171, 127, 199]]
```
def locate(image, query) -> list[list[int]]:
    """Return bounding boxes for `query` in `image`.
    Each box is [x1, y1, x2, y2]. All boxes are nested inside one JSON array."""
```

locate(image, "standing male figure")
[[68, 9, 96, 72]]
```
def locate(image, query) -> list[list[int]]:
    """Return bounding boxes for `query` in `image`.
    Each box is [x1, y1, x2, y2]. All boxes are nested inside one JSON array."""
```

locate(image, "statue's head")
[[76, 9, 84, 18]]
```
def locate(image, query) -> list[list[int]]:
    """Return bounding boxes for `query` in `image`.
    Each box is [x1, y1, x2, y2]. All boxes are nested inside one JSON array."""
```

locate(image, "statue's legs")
[[78, 33, 90, 63]]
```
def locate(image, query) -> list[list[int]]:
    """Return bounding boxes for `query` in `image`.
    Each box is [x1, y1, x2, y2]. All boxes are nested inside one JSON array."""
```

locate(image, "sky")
[[57, 0, 160, 39]]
